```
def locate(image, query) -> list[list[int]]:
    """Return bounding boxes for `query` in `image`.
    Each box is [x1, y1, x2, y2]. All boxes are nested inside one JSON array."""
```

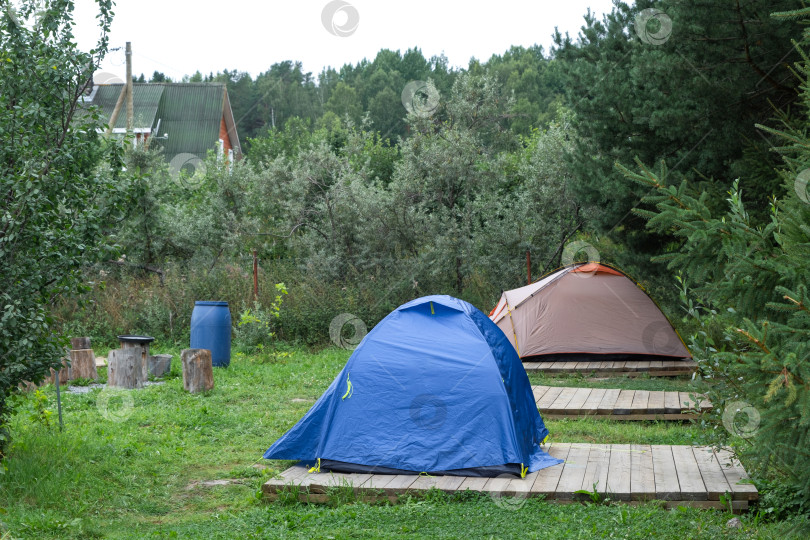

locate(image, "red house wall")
[[219, 115, 233, 157]]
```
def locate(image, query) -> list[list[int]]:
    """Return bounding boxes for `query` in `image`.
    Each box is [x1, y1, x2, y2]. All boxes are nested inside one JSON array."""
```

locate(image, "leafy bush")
[[0, 0, 117, 452], [234, 283, 288, 351]]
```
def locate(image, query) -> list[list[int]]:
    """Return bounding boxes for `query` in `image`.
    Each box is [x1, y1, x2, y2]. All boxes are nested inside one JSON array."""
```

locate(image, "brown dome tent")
[[489, 263, 691, 362]]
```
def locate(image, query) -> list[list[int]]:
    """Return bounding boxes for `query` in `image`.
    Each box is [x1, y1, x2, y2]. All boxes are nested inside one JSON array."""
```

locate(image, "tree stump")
[[120, 340, 150, 366], [70, 337, 92, 350], [18, 380, 37, 392], [36, 338, 96, 385], [107, 348, 147, 389], [181, 349, 214, 393], [42, 357, 70, 385], [148, 354, 172, 378], [69, 349, 98, 381]]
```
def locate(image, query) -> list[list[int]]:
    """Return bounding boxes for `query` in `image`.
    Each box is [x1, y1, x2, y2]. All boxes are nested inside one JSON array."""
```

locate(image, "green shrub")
[[0, 0, 118, 453], [234, 283, 288, 351]]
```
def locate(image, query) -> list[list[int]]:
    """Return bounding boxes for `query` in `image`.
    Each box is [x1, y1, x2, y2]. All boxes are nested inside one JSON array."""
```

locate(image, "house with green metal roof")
[[83, 82, 242, 162]]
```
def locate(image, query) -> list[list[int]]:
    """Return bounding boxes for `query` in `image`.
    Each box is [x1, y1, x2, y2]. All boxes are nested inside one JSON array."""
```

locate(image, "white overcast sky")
[[67, 0, 618, 81]]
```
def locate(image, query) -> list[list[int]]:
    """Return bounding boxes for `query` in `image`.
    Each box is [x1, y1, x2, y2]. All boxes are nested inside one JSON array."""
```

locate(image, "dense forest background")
[[77, 0, 802, 347], [143, 45, 555, 147]]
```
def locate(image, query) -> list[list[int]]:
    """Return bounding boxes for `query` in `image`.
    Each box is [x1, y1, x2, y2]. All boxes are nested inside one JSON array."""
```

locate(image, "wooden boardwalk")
[[523, 359, 697, 377], [533, 386, 711, 420], [263, 444, 757, 511]]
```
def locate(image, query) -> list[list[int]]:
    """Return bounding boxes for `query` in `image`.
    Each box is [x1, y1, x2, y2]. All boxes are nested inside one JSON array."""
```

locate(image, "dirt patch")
[[184, 479, 245, 491]]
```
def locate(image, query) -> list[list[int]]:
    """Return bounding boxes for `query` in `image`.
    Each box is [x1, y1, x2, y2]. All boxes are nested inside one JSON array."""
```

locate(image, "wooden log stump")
[[18, 380, 37, 392], [120, 340, 150, 366], [70, 337, 92, 350], [148, 354, 172, 378], [107, 348, 147, 389], [69, 349, 98, 381], [182, 349, 214, 393], [43, 357, 70, 385]]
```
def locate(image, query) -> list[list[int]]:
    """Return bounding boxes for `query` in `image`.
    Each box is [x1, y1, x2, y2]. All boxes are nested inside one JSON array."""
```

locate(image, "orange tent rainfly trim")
[[569, 262, 622, 276]]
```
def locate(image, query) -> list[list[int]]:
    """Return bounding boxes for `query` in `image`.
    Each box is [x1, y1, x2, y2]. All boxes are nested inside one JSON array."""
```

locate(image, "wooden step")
[[523, 359, 697, 378], [533, 386, 711, 420], [262, 444, 756, 512]]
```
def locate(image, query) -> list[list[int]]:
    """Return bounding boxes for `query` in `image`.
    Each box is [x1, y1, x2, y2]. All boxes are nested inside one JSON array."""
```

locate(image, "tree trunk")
[[455, 256, 463, 294], [181, 349, 214, 393], [107, 348, 147, 389], [69, 349, 98, 381]]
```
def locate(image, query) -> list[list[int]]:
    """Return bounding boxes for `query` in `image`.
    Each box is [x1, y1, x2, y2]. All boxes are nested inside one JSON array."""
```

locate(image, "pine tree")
[[555, 0, 802, 248], [618, 7, 810, 503]]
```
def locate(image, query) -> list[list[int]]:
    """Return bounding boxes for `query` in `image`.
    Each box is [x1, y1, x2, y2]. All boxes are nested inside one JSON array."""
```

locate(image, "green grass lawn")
[[0, 347, 803, 539]]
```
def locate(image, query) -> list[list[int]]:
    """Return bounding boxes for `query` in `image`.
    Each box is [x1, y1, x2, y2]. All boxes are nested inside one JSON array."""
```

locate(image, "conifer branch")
[[783, 295, 810, 313], [771, 6, 810, 21], [755, 123, 810, 149], [735, 328, 770, 354]]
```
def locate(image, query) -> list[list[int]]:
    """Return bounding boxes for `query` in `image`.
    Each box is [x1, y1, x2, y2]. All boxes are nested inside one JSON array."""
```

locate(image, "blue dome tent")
[[263, 295, 561, 477]]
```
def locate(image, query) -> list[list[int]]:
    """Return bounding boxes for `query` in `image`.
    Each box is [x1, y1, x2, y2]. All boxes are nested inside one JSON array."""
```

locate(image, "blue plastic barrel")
[[190, 301, 231, 367]]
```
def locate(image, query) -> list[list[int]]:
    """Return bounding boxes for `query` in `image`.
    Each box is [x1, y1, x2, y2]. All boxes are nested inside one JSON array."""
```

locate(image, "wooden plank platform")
[[262, 444, 756, 511], [523, 359, 697, 377], [533, 386, 711, 420]]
